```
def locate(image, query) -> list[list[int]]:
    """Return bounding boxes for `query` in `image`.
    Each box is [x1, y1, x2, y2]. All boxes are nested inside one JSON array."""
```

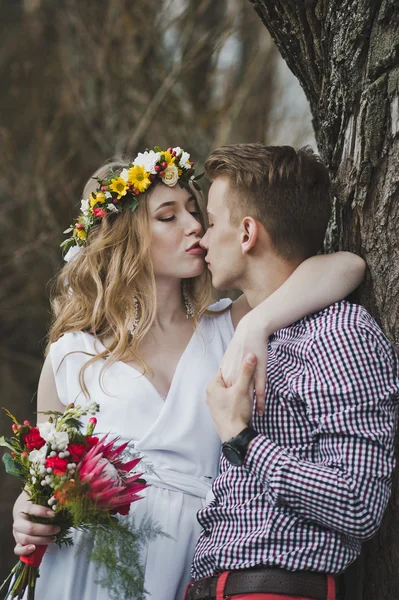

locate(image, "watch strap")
[[222, 426, 258, 465]]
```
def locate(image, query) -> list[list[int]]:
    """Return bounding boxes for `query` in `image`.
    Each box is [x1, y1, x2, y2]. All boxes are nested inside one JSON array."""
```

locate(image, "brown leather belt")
[[185, 567, 330, 599]]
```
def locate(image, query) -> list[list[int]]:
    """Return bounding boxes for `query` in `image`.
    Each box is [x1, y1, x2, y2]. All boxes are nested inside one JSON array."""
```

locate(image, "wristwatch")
[[221, 426, 258, 466]]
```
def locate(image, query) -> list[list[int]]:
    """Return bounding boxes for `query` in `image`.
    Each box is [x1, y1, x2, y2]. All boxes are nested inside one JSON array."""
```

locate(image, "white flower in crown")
[[81, 213, 91, 227], [105, 191, 112, 199], [107, 203, 119, 212], [179, 151, 191, 170], [119, 168, 129, 181], [162, 164, 179, 187], [133, 150, 161, 174], [64, 245, 82, 263], [80, 198, 90, 213]]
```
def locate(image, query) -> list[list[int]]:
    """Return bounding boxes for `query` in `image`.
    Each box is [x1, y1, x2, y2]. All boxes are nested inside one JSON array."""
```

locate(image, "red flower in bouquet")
[[22, 427, 45, 451], [45, 455, 69, 475], [86, 436, 99, 449], [67, 442, 87, 463], [77, 437, 147, 516]]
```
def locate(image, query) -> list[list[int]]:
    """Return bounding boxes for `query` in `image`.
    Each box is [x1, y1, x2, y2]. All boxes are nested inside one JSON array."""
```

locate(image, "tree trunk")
[[249, 1, 399, 599]]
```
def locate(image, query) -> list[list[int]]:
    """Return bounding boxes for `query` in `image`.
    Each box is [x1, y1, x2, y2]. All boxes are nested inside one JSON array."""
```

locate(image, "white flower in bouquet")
[[38, 423, 69, 451], [29, 446, 48, 464]]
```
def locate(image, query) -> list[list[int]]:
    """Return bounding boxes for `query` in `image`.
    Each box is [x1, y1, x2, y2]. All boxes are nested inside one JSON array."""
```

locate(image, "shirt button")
[[203, 529, 211, 537]]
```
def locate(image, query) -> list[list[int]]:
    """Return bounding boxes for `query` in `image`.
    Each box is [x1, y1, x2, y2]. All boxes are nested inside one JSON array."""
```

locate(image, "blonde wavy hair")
[[48, 159, 215, 396]]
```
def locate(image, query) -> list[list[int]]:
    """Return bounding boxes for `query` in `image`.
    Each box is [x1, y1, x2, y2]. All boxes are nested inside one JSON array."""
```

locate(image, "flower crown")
[[61, 146, 203, 252]]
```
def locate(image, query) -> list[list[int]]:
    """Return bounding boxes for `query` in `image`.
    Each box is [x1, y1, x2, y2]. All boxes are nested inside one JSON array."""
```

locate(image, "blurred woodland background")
[[1, 0, 315, 587]]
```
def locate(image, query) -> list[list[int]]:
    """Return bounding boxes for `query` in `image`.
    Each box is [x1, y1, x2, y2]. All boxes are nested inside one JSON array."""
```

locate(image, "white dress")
[[29, 299, 234, 600]]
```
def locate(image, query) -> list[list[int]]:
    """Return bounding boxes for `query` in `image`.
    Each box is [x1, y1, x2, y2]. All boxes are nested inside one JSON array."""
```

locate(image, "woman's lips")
[[186, 247, 205, 255]]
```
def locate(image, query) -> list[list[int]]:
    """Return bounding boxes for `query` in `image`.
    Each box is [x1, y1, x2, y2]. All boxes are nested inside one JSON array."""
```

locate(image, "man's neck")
[[240, 254, 301, 308]]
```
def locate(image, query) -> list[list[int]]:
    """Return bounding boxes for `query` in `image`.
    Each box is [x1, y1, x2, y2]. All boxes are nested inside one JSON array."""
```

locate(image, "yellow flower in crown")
[[75, 228, 87, 240], [163, 150, 176, 167], [109, 177, 129, 199], [127, 165, 151, 193], [89, 192, 106, 208]]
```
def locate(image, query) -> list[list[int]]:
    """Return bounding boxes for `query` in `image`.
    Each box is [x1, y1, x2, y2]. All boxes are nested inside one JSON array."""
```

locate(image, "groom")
[[184, 144, 399, 600]]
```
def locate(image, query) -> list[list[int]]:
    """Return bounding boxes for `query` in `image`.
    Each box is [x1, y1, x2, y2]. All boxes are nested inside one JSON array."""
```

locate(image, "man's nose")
[[199, 231, 208, 249]]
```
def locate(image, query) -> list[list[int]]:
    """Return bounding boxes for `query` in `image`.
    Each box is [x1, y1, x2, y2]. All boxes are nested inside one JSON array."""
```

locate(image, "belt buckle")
[[199, 578, 213, 599], [188, 578, 213, 600]]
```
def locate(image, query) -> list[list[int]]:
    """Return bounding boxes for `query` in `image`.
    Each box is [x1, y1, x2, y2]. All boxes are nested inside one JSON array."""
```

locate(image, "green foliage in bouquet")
[[0, 403, 161, 600]]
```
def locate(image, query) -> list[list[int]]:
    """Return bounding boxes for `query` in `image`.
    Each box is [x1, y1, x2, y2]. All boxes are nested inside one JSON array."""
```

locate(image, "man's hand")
[[220, 313, 268, 416], [206, 354, 257, 442]]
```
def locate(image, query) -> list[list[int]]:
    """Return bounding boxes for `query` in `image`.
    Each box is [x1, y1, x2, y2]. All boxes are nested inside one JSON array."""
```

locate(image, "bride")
[[11, 146, 365, 599]]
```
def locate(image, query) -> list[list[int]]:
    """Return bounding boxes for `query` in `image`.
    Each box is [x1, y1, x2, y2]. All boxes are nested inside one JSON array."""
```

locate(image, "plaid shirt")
[[192, 301, 399, 579]]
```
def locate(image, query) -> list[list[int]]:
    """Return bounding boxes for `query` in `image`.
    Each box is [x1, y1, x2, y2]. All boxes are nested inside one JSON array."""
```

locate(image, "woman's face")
[[148, 183, 206, 279]]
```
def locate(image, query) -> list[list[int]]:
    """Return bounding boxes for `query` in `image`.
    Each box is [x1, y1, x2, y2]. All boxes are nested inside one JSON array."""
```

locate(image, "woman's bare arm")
[[13, 353, 64, 556]]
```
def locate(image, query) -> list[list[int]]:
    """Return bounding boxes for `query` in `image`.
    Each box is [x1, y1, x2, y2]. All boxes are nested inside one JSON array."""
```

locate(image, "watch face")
[[222, 443, 244, 466]]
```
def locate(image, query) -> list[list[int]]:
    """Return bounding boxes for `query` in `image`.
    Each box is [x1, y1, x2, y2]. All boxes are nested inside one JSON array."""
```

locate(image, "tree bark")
[[249, 1, 399, 599]]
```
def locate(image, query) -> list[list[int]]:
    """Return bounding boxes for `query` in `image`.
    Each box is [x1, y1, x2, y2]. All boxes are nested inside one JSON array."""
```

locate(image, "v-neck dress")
[[29, 299, 234, 600]]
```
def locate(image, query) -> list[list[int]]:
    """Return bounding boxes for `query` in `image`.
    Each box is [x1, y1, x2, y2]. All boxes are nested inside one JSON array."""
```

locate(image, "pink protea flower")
[[77, 436, 147, 516]]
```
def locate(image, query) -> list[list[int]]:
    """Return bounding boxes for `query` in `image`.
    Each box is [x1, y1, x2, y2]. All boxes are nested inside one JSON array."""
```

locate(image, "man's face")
[[200, 177, 245, 290]]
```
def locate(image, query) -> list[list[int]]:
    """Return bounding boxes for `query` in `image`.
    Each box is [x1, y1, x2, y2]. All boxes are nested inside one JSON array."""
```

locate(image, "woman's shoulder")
[[201, 297, 234, 340], [50, 330, 89, 351], [47, 332, 100, 406], [49, 331, 100, 364]]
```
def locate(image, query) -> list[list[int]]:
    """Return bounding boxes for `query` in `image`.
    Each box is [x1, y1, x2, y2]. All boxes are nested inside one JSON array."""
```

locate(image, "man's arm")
[[225, 252, 366, 414], [244, 323, 398, 540]]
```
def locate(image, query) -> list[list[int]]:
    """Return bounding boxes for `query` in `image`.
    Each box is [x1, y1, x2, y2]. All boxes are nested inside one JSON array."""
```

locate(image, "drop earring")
[[127, 296, 139, 336], [182, 284, 195, 319]]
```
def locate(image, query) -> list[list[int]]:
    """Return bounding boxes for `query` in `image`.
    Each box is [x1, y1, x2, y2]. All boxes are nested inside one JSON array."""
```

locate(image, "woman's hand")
[[13, 490, 60, 557], [220, 309, 269, 416]]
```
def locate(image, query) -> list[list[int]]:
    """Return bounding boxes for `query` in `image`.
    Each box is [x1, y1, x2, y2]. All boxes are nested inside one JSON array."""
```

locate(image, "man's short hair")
[[205, 143, 332, 260]]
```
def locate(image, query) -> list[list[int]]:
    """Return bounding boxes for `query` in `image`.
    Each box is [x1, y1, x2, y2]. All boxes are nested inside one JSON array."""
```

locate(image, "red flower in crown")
[[93, 207, 106, 218], [22, 428, 46, 451]]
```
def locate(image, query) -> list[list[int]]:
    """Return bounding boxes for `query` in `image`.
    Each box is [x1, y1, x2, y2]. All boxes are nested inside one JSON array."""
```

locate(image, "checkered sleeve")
[[245, 320, 399, 540]]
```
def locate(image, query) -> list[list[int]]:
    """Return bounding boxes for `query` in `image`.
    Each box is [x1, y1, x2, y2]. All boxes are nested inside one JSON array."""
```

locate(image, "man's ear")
[[240, 217, 258, 255]]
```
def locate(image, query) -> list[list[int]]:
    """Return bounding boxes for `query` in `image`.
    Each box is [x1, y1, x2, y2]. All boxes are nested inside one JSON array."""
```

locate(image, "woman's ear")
[[240, 216, 259, 255]]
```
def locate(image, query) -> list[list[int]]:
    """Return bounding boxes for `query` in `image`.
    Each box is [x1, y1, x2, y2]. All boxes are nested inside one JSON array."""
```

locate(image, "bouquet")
[[0, 402, 155, 600]]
